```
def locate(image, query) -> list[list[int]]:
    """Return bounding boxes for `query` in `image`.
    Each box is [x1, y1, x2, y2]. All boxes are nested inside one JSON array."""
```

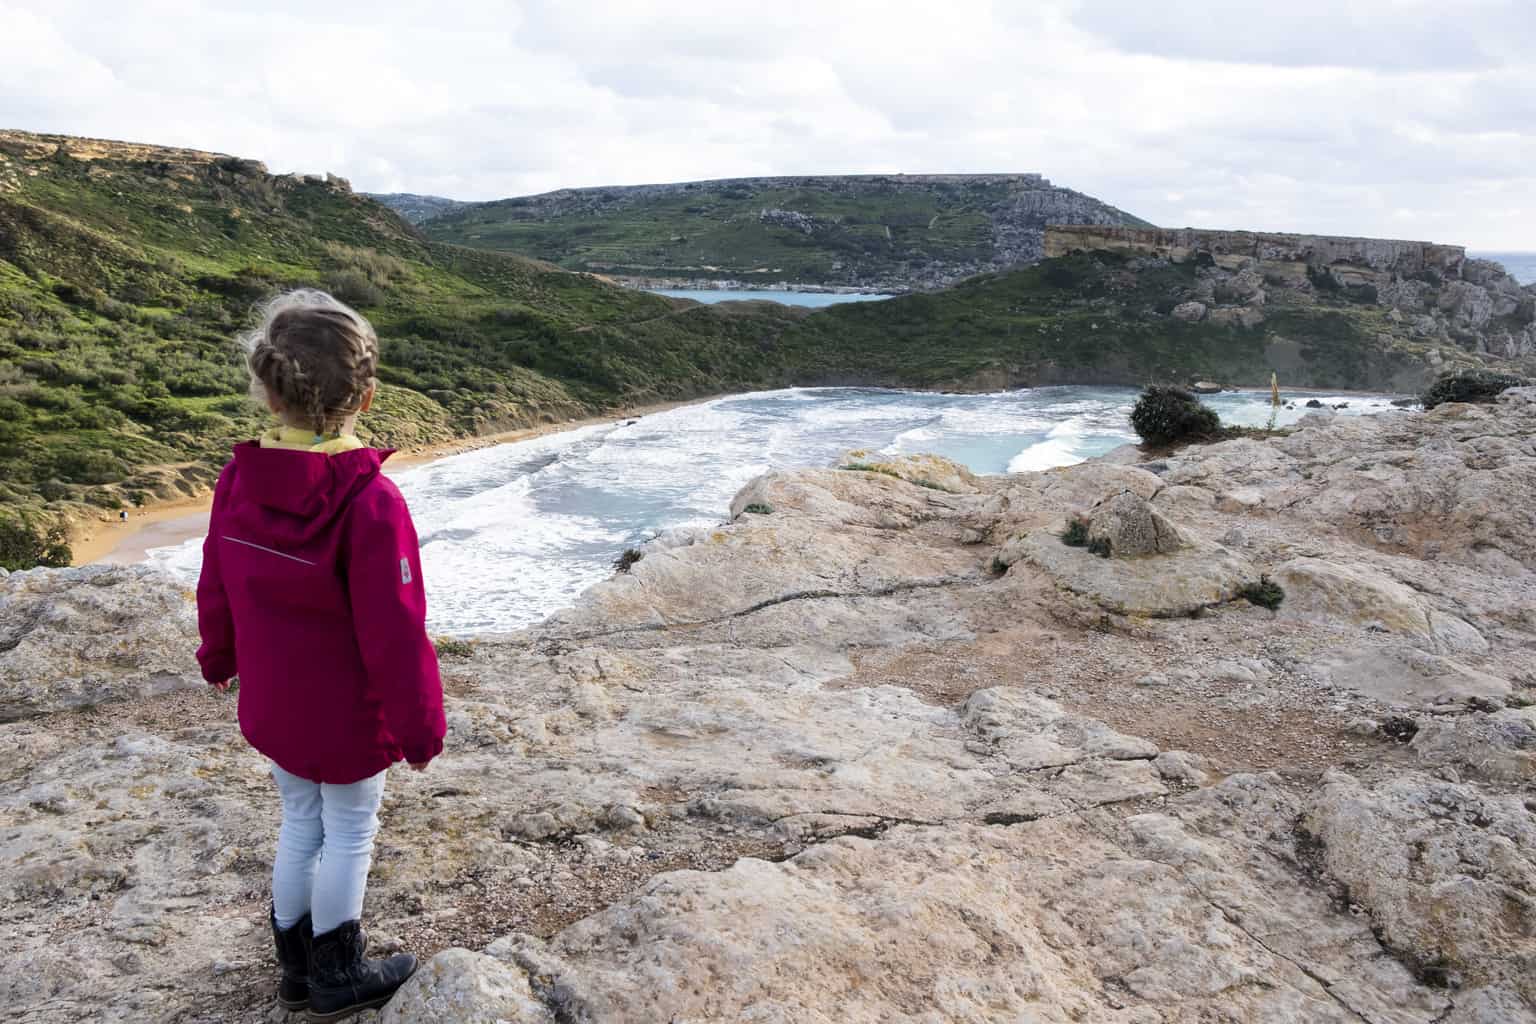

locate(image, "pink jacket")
[[196, 443, 446, 784]]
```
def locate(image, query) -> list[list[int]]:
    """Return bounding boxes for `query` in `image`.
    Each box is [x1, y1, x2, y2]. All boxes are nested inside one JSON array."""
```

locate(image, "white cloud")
[[2, 0, 1534, 249]]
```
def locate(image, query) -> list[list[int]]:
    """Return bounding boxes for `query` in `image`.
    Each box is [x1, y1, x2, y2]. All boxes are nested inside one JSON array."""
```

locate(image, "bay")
[[148, 386, 1402, 635]]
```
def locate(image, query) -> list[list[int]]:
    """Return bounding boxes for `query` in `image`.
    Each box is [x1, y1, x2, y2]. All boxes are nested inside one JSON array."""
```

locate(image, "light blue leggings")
[[270, 763, 387, 934]]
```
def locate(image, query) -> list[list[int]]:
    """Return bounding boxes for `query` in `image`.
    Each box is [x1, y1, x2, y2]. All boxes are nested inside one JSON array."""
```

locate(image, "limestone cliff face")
[[1047, 224, 1536, 361], [0, 129, 351, 195]]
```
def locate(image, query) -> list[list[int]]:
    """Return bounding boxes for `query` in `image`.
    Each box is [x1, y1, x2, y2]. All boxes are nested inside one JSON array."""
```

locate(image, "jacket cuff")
[[197, 649, 236, 685], [400, 736, 444, 765]]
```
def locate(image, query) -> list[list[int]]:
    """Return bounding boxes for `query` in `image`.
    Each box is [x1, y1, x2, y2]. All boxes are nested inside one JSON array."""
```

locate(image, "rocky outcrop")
[[3, 393, 1535, 1021], [0, 129, 351, 195], [1046, 225, 1536, 365], [364, 193, 472, 225]]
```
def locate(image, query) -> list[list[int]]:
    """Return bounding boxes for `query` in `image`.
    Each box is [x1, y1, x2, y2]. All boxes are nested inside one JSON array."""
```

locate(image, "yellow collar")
[[259, 426, 367, 454]]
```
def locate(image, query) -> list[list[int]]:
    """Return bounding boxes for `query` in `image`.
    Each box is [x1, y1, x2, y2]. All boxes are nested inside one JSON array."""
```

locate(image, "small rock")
[[1154, 751, 1210, 786], [1135, 673, 1169, 688], [601, 804, 646, 831]]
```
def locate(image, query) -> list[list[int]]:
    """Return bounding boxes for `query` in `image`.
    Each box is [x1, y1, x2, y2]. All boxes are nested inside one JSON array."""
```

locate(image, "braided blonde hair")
[[241, 290, 379, 435]]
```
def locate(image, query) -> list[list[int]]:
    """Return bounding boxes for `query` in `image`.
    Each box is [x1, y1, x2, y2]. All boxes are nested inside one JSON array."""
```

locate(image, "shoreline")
[[73, 393, 726, 567], [71, 382, 1411, 568]]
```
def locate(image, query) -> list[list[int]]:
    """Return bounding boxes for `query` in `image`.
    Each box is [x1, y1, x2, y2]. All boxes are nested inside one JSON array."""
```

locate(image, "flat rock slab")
[[0, 565, 201, 721], [1321, 644, 1512, 707], [427, 788, 1452, 1023]]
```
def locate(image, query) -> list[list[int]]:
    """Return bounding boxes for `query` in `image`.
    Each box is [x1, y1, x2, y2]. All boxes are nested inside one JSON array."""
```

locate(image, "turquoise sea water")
[[149, 386, 1402, 634], [650, 288, 894, 306]]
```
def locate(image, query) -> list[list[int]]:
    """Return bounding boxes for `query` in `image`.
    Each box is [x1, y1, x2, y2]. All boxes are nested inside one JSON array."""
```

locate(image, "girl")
[[196, 290, 446, 1021]]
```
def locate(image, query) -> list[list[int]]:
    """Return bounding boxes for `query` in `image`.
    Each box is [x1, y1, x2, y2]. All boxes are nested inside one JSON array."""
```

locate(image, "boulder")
[[1171, 301, 1207, 322], [833, 450, 981, 495], [1085, 490, 1187, 557], [380, 948, 552, 1023]]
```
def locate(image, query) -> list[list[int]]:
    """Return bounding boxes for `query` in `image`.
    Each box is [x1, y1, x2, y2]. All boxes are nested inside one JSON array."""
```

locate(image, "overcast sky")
[[4, 0, 1534, 249]]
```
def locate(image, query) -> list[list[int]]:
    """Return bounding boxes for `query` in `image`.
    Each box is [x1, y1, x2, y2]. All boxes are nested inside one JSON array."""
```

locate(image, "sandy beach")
[[74, 394, 725, 567]]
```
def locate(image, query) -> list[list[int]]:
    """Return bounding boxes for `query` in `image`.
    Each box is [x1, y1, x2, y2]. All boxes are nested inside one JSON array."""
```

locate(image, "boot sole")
[[306, 979, 412, 1024], [307, 994, 390, 1022], [278, 996, 310, 1011]]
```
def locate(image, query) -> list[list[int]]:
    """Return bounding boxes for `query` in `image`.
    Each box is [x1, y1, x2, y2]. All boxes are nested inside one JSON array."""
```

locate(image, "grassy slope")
[[420, 178, 1151, 286], [0, 136, 1473, 561]]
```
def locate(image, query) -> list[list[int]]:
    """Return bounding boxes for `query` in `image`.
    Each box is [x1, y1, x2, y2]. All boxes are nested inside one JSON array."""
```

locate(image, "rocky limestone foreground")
[[4, 394, 1536, 1022]]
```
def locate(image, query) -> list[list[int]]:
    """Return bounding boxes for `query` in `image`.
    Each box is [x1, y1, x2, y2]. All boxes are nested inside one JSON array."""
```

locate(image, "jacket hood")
[[230, 442, 393, 541]]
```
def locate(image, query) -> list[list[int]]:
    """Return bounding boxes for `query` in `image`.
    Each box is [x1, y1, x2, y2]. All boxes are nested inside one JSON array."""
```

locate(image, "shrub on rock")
[[1129, 386, 1221, 447], [1239, 575, 1285, 610], [1061, 516, 1090, 547], [1420, 369, 1531, 410]]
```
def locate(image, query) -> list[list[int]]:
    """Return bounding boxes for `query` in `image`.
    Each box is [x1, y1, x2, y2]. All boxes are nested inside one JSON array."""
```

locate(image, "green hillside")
[[414, 175, 1152, 292]]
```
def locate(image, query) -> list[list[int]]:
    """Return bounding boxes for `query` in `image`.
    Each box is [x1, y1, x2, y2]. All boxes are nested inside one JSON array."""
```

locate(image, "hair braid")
[[240, 290, 380, 435]]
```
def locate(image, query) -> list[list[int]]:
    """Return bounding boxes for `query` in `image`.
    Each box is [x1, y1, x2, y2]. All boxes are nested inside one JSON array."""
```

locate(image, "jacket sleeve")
[[195, 468, 238, 685], [346, 484, 447, 765]]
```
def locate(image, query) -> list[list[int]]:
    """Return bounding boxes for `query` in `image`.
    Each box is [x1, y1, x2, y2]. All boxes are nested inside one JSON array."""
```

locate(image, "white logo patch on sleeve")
[[400, 558, 413, 585]]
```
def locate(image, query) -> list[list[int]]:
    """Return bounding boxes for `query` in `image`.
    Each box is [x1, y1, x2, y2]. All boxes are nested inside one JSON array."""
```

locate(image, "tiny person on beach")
[[195, 290, 446, 1021]]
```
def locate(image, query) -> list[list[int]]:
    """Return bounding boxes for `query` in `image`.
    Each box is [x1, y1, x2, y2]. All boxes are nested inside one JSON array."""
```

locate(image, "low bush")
[[1421, 369, 1530, 410], [741, 503, 773, 515], [1129, 385, 1221, 446], [1061, 516, 1089, 547], [324, 270, 385, 308], [612, 548, 644, 574], [0, 514, 72, 571], [1239, 575, 1285, 610], [433, 637, 474, 659]]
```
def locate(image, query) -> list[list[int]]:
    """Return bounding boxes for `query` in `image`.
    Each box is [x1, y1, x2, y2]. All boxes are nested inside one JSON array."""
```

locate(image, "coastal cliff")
[[1047, 225, 1536, 361], [4, 392, 1534, 1021]]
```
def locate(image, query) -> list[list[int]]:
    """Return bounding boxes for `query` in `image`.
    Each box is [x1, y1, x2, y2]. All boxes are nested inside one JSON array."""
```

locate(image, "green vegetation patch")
[[1421, 369, 1530, 410], [1129, 386, 1221, 446], [1239, 576, 1286, 610]]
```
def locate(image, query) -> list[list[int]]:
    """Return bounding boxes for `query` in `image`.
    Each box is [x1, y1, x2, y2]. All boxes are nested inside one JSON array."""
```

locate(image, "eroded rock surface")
[[0, 564, 201, 721], [3, 393, 1535, 1022]]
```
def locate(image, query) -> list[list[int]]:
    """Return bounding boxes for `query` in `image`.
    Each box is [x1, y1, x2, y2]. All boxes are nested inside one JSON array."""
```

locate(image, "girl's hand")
[[409, 762, 428, 772], [212, 679, 233, 692]]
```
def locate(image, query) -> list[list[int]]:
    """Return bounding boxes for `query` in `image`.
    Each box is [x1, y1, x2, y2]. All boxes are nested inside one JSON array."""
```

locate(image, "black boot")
[[307, 920, 417, 1022], [270, 910, 313, 1010]]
